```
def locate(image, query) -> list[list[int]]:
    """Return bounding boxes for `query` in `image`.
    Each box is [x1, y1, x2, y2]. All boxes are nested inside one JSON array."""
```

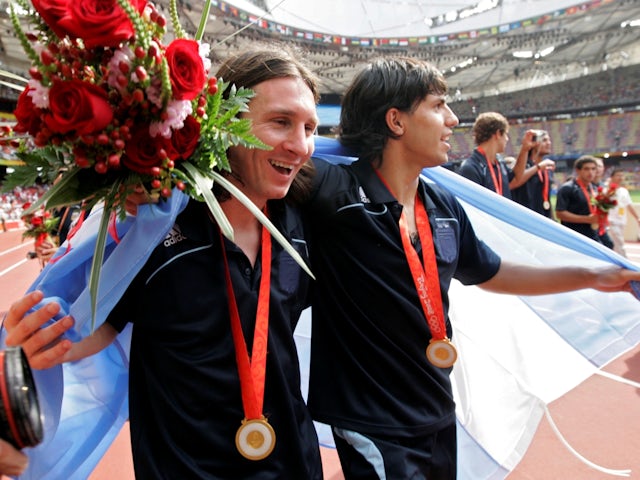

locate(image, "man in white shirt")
[[607, 168, 640, 257]]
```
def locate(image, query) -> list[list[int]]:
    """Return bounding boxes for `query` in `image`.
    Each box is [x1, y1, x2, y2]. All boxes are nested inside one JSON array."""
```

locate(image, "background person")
[[607, 168, 640, 257], [555, 155, 603, 243], [510, 129, 556, 218], [593, 156, 615, 249], [457, 112, 527, 199]]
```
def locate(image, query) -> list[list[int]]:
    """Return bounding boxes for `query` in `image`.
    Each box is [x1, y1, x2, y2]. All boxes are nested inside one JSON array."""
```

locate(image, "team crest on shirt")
[[163, 225, 187, 247], [433, 219, 458, 263]]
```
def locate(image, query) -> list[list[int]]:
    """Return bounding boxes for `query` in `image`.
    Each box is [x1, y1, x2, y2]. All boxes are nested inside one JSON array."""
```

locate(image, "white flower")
[[27, 79, 49, 109], [149, 99, 193, 138], [199, 42, 212, 72]]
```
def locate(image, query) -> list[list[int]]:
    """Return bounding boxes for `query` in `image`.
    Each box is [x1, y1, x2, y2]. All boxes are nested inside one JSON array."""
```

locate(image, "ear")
[[385, 108, 404, 135]]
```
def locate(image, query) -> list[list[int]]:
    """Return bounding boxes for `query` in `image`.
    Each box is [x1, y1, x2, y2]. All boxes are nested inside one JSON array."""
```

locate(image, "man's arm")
[[479, 261, 640, 296], [509, 130, 540, 188], [555, 209, 598, 224]]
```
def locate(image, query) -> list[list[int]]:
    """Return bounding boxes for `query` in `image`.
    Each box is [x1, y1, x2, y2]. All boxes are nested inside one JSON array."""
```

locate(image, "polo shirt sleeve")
[[554, 184, 572, 212], [458, 159, 483, 185]]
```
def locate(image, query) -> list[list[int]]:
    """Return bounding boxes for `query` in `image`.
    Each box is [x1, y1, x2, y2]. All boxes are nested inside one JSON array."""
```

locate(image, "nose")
[[445, 106, 459, 127], [284, 124, 312, 158]]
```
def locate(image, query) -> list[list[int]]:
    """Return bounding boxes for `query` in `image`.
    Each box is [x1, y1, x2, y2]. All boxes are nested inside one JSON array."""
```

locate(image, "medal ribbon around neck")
[[220, 219, 276, 460], [576, 178, 596, 214], [478, 146, 502, 195], [399, 195, 457, 368], [537, 167, 550, 208]]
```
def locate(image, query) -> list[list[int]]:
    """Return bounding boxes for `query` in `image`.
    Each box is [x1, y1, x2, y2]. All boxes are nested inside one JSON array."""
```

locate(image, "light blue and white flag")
[[0, 192, 189, 480]]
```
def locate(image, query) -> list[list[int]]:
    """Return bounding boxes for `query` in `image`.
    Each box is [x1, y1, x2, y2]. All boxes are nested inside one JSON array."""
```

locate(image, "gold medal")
[[235, 417, 276, 461], [543, 201, 550, 210], [426, 338, 458, 368]]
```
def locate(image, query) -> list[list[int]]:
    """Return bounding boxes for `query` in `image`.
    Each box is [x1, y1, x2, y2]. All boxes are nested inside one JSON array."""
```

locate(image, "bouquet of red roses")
[[21, 203, 60, 246], [591, 182, 618, 235], [6, 0, 264, 213], [21, 202, 60, 268], [3, 0, 312, 327]]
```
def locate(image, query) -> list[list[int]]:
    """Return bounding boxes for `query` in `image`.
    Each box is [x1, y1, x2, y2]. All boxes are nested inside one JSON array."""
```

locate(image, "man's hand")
[[538, 158, 556, 171], [35, 239, 58, 265], [4, 291, 74, 370], [124, 185, 157, 216], [0, 438, 28, 476]]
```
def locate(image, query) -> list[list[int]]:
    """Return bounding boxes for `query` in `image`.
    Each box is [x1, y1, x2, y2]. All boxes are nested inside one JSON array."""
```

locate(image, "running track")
[[0, 227, 639, 479]]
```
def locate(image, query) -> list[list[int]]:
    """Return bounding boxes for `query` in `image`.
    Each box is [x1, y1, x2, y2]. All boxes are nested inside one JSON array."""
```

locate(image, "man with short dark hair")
[[556, 155, 602, 242], [305, 58, 640, 480]]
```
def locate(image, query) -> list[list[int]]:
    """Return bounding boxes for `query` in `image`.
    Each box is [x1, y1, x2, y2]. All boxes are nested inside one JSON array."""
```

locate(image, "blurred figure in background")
[[555, 155, 603, 243], [510, 129, 556, 219], [607, 168, 640, 257], [458, 112, 527, 199], [593, 157, 614, 249]]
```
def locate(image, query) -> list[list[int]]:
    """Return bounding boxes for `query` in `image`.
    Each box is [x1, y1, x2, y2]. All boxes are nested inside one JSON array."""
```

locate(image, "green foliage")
[[187, 79, 270, 180], [1, 146, 66, 192]]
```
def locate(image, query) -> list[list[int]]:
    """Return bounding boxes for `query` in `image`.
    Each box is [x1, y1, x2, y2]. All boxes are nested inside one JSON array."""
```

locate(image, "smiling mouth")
[[270, 160, 294, 175]]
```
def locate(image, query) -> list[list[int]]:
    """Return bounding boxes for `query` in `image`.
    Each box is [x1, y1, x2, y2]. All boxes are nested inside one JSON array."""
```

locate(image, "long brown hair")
[[214, 44, 319, 205]]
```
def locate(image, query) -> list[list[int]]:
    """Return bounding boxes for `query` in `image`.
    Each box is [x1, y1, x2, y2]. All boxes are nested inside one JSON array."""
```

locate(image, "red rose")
[[162, 116, 201, 161], [31, 216, 43, 227], [122, 125, 164, 174], [31, 0, 73, 39], [13, 88, 43, 136], [58, 0, 147, 49], [44, 79, 113, 135], [166, 39, 206, 101]]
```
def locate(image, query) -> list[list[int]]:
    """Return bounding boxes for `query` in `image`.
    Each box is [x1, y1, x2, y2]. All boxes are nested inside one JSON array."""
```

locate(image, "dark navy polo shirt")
[[555, 179, 600, 241], [305, 158, 501, 436], [107, 200, 321, 479], [458, 148, 514, 199], [511, 158, 554, 218]]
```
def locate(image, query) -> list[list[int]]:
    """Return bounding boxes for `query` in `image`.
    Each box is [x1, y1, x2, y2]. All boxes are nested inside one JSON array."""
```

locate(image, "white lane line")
[[0, 258, 29, 277], [0, 242, 31, 257]]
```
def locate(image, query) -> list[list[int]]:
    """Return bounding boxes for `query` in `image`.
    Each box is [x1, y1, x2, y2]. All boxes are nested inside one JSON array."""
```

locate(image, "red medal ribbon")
[[537, 167, 550, 205], [478, 147, 502, 195], [576, 179, 596, 214], [399, 195, 447, 341], [221, 221, 272, 420]]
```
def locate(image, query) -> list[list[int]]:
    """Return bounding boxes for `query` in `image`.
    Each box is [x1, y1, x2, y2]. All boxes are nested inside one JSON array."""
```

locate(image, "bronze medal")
[[235, 417, 276, 461], [426, 338, 458, 368]]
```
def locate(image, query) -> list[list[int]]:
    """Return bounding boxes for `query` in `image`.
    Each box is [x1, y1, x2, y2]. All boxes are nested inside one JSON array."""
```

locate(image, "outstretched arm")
[[4, 291, 117, 370], [479, 261, 640, 296]]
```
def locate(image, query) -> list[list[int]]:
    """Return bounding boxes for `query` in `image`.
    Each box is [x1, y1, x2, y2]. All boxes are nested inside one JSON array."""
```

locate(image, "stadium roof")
[[0, 0, 638, 100]]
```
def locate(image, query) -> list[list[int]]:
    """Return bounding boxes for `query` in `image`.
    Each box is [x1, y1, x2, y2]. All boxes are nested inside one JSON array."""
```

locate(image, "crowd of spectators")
[[449, 64, 640, 123], [0, 186, 48, 229]]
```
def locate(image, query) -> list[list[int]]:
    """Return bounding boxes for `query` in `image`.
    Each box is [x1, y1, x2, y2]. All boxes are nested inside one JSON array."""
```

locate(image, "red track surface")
[[0, 227, 639, 479]]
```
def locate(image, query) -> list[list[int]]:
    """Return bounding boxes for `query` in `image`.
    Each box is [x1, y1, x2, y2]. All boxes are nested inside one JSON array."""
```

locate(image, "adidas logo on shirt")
[[163, 225, 187, 247], [358, 186, 371, 203]]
